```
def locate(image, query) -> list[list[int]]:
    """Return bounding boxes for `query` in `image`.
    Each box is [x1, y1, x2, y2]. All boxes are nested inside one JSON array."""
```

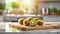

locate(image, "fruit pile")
[[18, 17, 44, 27]]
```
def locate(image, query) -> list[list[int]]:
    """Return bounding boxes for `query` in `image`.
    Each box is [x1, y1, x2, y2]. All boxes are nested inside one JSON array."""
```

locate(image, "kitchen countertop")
[[0, 22, 60, 32], [4, 22, 60, 32]]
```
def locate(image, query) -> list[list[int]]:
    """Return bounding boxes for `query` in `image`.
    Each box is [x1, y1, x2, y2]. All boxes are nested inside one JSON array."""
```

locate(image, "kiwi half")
[[37, 20, 44, 26]]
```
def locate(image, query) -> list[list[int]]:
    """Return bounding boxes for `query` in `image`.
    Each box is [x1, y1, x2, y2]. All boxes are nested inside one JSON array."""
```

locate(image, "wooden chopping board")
[[9, 23, 58, 31]]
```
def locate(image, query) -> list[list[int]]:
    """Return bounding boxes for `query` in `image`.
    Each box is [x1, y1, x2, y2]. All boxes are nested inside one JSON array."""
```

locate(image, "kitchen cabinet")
[[43, 16, 60, 22], [0, 32, 57, 34], [36, 32, 50, 34], [3, 15, 43, 22], [17, 32, 50, 34], [57, 32, 60, 34], [18, 32, 60, 34], [49, 32, 58, 34]]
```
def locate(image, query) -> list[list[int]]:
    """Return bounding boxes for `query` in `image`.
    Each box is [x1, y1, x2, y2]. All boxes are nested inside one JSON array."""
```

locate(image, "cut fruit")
[[37, 20, 44, 26], [30, 19, 37, 26]]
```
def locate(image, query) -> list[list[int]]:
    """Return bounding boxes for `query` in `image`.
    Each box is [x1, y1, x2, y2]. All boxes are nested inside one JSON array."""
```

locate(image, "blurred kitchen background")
[[0, 0, 60, 22], [0, 0, 60, 32]]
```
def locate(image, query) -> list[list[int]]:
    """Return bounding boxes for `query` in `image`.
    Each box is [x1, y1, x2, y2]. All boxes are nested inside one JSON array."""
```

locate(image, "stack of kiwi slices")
[[18, 17, 44, 27]]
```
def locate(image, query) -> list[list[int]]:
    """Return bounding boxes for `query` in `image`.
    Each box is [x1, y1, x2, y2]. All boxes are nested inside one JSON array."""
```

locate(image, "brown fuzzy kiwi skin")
[[26, 17, 33, 21], [23, 19, 30, 26], [24, 17, 33, 26], [18, 17, 44, 27], [18, 18, 24, 25], [37, 20, 44, 26], [38, 22, 43, 26]]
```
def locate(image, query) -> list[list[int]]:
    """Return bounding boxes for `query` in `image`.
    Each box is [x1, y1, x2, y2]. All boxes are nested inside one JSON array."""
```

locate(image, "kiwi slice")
[[30, 19, 37, 26], [37, 20, 44, 26]]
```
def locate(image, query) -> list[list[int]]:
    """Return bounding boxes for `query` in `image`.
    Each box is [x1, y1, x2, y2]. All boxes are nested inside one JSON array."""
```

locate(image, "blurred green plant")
[[51, 7, 58, 13], [10, 27, 19, 32], [11, 2, 20, 8], [0, 4, 6, 10]]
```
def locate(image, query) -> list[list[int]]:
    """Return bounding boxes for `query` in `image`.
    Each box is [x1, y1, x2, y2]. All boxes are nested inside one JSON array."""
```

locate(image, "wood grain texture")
[[9, 23, 58, 31]]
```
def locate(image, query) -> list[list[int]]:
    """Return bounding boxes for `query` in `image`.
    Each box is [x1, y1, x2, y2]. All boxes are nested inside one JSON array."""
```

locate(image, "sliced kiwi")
[[37, 20, 44, 26], [18, 18, 24, 25], [30, 19, 37, 26]]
